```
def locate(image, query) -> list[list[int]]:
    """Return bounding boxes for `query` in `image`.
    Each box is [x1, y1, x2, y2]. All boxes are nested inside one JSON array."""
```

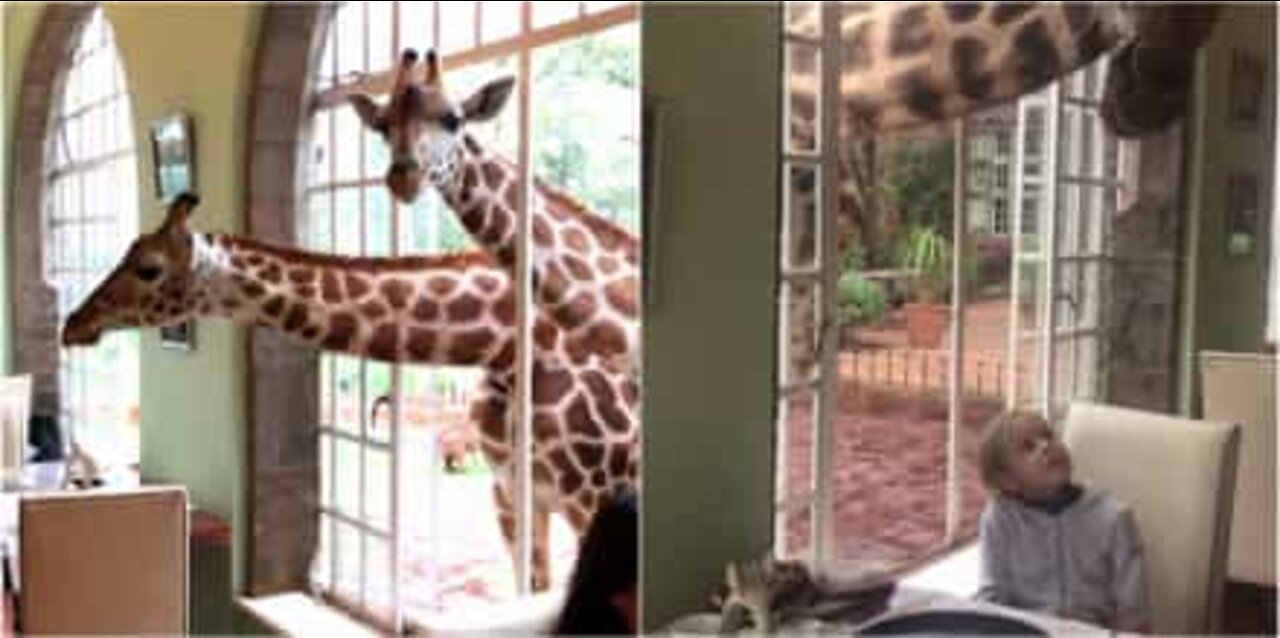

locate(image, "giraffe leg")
[[490, 481, 553, 591]]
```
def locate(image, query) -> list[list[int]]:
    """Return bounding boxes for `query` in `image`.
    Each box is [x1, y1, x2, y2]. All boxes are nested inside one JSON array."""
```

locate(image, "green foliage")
[[881, 139, 955, 232], [836, 269, 886, 327], [899, 226, 951, 303], [533, 24, 640, 232]]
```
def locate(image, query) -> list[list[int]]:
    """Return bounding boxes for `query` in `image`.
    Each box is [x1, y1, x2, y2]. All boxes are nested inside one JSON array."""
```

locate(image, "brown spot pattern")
[[448, 329, 493, 363], [360, 300, 388, 321], [261, 263, 283, 284], [321, 270, 343, 303], [262, 296, 286, 318], [323, 313, 358, 350], [533, 365, 574, 405], [405, 327, 437, 361], [288, 268, 316, 285], [565, 394, 600, 438], [562, 227, 590, 253], [411, 297, 440, 322], [604, 279, 638, 316], [446, 294, 484, 322], [367, 323, 399, 361], [563, 254, 594, 282], [427, 276, 457, 297], [344, 274, 371, 299], [283, 303, 309, 332], [379, 278, 413, 310]]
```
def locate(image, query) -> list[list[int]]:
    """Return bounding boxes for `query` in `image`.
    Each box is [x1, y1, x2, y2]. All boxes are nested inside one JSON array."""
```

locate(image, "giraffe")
[[799, 2, 1221, 137], [346, 49, 641, 376], [61, 193, 638, 590], [778, 2, 1221, 375]]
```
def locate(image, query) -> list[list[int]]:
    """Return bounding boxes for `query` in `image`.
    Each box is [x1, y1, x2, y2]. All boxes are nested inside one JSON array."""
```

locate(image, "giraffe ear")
[[159, 191, 199, 244], [347, 93, 385, 133], [460, 76, 515, 123]]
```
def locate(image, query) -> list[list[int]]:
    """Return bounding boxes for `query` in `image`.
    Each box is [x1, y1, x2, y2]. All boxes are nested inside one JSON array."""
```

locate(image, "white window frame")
[[777, 9, 1134, 566], [1008, 59, 1130, 416], [46, 8, 140, 468], [305, 2, 638, 631]]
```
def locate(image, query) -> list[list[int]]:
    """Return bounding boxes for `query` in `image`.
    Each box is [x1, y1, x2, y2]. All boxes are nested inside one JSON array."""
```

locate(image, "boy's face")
[[1000, 418, 1073, 500]]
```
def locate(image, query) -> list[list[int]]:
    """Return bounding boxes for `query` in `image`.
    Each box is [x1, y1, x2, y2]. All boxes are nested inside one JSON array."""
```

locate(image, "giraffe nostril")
[[390, 159, 422, 175]]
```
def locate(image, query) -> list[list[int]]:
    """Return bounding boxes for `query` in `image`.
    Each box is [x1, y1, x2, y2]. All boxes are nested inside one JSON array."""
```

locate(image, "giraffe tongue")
[[1101, 42, 1191, 139]]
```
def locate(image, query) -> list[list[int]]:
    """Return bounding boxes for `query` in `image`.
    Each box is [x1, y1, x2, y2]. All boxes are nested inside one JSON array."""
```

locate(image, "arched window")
[[45, 8, 140, 466]]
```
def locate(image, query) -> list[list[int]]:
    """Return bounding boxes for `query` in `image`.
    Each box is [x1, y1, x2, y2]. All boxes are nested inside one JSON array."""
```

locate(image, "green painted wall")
[[3, 3, 261, 591], [109, 3, 260, 591], [1, 3, 45, 372], [1181, 4, 1276, 411], [640, 4, 780, 629]]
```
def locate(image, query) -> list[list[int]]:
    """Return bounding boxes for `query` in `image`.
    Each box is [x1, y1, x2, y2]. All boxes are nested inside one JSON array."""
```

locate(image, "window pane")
[[335, 187, 362, 255], [532, 24, 640, 231], [320, 431, 334, 507], [784, 163, 820, 270], [48, 8, 138, 468], [785, 1, 820, 38], [336, 3, 366, 79], [779, 279, 821, 385], [366, 447, 391, 532], [335, 108, 363, 182], [334, 354, 362, 433], [397, 0, 435, 55], [365, 361, 393, 444], [480, 1, 521, 43], [780, 505, 813, 560], [334, 519, 362, 601], [786, 43, 819, 154], [533, 1, 578, 29], [777, 389, 816, 504], [310, 110, 333, 186], [365, 186, 394, 258], [438, 1, 477, 53], [368, 1, 394, 72], [336, 437, 361, 517]]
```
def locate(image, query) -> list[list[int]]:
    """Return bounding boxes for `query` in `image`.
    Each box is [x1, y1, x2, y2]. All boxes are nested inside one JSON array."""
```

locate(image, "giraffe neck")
[[193, 233, 519, 368], [433, 133, 642, 368], [839, 2, 1125, 132]]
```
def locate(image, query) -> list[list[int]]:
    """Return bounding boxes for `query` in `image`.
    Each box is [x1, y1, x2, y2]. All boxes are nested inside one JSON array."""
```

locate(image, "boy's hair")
[[978, 410, 1048, 493]]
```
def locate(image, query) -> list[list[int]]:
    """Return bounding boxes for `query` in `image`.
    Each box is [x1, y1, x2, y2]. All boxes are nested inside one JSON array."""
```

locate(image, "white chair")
[[0, 375, 31, 487], [1199, 350, 1276, 585], [1062, 401, 1239, 635], [19, 485, 188, 634]]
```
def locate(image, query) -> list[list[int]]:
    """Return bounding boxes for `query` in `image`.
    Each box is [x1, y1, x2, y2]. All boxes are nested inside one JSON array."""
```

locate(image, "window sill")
[[236, 593, 381, 638], [236, 589, 567, 636]]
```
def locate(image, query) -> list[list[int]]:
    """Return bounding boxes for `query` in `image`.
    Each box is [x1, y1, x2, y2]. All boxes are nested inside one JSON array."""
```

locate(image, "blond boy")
[[976, 410, 1150, 633]]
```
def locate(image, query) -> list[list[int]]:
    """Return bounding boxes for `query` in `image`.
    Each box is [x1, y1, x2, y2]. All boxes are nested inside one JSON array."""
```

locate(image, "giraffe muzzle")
[[61, 313, 103, 347]]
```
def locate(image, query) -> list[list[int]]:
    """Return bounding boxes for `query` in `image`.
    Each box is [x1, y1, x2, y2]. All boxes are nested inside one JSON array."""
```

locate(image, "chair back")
[[0, 375, 31, 486], [1062, 402, 1239, 634], [1199, 351, 1276, 585], [20, 485, 188, 634]]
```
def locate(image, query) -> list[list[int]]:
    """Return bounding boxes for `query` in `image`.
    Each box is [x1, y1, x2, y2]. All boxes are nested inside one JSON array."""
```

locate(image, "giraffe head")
[[62, 193, 204, 346], [348, 49, 515, 204], [1102, 3, 1221, 137]]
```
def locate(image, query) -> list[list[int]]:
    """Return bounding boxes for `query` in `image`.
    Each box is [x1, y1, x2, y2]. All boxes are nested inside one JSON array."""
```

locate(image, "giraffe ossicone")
[[61, 192, 638, 591]]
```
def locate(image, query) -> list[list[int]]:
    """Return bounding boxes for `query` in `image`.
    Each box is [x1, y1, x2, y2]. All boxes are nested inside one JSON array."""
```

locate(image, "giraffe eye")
[[439, 111, 461, 133], [135, 263, 163, 282]]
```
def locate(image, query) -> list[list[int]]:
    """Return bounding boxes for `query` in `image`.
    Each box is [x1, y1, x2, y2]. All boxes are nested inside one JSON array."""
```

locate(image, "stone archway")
[[243, 2, 334, 594], [9, 3, 97, 423]]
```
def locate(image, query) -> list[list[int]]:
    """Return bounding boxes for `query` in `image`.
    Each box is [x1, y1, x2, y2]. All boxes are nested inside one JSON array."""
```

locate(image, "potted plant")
[[900, 226, 951, 349]]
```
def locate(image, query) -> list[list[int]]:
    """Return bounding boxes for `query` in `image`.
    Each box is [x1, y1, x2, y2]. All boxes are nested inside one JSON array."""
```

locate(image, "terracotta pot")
[[904, 302, 949, 349]]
